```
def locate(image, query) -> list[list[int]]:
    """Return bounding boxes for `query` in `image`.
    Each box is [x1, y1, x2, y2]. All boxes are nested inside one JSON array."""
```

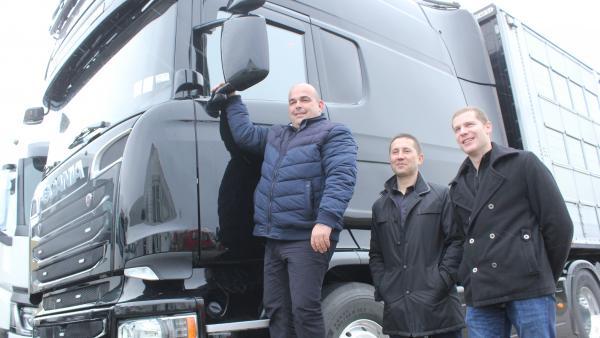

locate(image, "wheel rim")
[[576, 286, 600, 335], [339, 319, 387, 338]]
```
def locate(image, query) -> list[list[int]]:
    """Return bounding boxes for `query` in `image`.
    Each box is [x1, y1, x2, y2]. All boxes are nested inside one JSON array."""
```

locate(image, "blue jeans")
[[466, 295, 556, 338], [390, 330, 462, 338]]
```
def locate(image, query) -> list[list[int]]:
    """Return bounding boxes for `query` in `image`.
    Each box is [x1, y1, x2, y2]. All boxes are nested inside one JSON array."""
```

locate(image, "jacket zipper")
[[267, 127, 298, 233]]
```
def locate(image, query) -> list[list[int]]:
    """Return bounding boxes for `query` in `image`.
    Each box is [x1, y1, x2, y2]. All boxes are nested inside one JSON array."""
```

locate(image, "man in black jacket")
[[450, 107, 573, 338], [369, 134, 464, 338]]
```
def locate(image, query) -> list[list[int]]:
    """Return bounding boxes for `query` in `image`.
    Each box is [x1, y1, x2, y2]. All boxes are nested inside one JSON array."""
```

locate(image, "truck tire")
[[322, 282, 386, 338], [571, 269, 600, 338]]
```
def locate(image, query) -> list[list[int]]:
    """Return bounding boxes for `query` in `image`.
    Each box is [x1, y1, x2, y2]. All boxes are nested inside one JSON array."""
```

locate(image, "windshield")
[[45, 3, 177, 166]]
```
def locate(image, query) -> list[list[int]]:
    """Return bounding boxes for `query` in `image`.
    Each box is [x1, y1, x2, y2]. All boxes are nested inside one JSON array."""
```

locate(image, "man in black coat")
[[449, 107, 573, 337], [369, 133, 464, 338]]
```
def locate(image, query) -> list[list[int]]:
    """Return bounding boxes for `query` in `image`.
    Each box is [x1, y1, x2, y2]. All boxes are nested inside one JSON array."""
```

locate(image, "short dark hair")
[[452, 106, 489, 125], [389, 133, 422, 154]]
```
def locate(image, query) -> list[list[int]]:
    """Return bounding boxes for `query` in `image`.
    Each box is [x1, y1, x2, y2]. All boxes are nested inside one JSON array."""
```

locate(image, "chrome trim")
[[90, 128, 131, 179], [34, 195, 111, 266], [124, 266, 160, 280], [34, 244, 108, 290], [205, 319, 270, 333]]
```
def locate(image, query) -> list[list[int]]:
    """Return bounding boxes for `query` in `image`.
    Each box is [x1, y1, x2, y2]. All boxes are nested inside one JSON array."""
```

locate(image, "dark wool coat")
[[224, 95, 358, 241], [449, 142, 573, 307], [369, 174, 465, 336]]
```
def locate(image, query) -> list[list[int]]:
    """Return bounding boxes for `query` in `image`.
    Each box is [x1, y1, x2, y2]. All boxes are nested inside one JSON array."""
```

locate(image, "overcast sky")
[[0, 0, 598, 162]]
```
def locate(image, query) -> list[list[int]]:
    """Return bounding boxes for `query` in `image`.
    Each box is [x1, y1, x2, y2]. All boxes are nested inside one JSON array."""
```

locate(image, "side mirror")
[[24, 107, 45, 125], [221, 15, 269, 91]]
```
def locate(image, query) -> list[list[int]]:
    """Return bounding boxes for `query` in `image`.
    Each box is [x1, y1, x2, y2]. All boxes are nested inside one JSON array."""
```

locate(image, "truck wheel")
[[322, 282, 386, 338], [572, 269, 600, 338]]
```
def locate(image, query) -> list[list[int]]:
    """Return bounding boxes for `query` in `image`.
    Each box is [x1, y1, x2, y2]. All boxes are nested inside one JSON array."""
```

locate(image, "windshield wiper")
[[68, 121, 110, 149]]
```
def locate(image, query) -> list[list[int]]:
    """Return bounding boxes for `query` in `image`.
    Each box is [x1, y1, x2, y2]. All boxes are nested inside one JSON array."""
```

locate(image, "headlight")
[[10, 302, 36, 335], [118, 313, 197, 338]]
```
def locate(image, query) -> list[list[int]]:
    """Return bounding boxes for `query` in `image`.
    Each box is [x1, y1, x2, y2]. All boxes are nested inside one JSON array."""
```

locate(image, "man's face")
[[452, 110, 492, 157], [389, 137, 423, 178], [288, 84, 324, 128]]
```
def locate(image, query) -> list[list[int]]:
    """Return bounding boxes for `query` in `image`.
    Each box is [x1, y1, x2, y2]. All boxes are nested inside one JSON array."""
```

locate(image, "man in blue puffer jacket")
[[222, 83, 358, 338]]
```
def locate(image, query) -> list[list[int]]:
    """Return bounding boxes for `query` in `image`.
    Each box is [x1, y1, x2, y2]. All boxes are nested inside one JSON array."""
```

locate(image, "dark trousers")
[[391, 330, 462, 338], [263, 239, 335, 338]]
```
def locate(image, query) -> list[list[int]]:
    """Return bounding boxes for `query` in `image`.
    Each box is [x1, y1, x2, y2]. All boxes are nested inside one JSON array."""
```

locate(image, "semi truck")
[[25, 0, 600, 337], [0, 140, 47, 338]]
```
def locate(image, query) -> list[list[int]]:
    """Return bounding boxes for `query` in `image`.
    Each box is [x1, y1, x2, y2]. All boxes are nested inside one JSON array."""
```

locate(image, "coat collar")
[[382, 172, 431, 197], [449, 142, 519, 232], [288, 114, 326, 131], [450, 142, 518, 186]]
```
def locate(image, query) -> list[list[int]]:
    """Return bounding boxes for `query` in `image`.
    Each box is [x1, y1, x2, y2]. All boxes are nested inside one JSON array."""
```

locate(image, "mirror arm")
[[192, 18, 228, 33]]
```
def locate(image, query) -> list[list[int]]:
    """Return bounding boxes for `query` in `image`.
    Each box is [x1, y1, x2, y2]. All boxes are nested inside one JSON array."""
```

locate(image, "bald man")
[[221, 83, 358, 337]]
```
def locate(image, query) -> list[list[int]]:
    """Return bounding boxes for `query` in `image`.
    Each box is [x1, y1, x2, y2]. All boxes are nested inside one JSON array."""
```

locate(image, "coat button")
[[469, 238, 475, 244], [472, 267, 478, 273], [406, 290, 410, 294], [523, 234, 530, 240], [489, 233, 495, 239], [491, 262, 498, 268], [403, 265, 407, 269], [488, 203, 494, 210]]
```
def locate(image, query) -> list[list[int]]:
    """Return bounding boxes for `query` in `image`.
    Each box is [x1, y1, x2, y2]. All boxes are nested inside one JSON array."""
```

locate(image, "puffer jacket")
[[224, 95, 358, 241]]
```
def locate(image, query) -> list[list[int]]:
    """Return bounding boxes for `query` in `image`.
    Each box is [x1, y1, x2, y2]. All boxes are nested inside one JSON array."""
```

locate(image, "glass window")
[[530, 61, 554, 100], [575, 172, 595, 204], [551, 72, 572, 109], [545, 128, 568, 164], [586, 91, 600, 123], [581, 205, 600, 238], [202, 23, 306, 101], [539, 98, 562, 131], [553, 165, 577, 201], [46, 3, 177, 166], [583, 143, 600, 174], [319, 29, 363, 103], [570, 82, 588, 116], [566, 136, 586, 169], [566, 202, 584, 240]]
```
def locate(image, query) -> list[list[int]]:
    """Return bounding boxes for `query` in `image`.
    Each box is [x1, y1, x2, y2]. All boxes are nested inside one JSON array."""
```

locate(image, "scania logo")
[[40, 160, 86, 205]]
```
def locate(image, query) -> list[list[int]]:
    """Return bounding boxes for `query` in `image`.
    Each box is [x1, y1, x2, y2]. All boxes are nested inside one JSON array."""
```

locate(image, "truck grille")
[[43, 283, 109, 311], [35, 319, 105, 338]]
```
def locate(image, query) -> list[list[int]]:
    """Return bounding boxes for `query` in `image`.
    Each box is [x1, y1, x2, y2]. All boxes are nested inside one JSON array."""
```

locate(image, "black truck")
[[26, 0, 600, 337]]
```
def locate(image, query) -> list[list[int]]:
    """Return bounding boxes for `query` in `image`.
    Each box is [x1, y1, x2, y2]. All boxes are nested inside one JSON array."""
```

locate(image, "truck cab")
[[0, 140, 47, 338]]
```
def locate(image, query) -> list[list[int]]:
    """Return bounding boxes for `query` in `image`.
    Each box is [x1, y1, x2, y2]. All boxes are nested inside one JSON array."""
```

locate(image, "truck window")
[[200, 18, 306, 101], [318, 29, 363, 104]]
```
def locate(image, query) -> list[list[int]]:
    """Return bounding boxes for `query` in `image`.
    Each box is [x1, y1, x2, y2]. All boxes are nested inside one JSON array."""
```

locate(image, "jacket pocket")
[[304, 180, 314, 218], [519, 229, 539, 275]]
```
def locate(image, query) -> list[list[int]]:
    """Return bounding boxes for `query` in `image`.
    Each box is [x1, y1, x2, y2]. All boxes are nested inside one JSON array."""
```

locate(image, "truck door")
[[193, 1, 320, 263]]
